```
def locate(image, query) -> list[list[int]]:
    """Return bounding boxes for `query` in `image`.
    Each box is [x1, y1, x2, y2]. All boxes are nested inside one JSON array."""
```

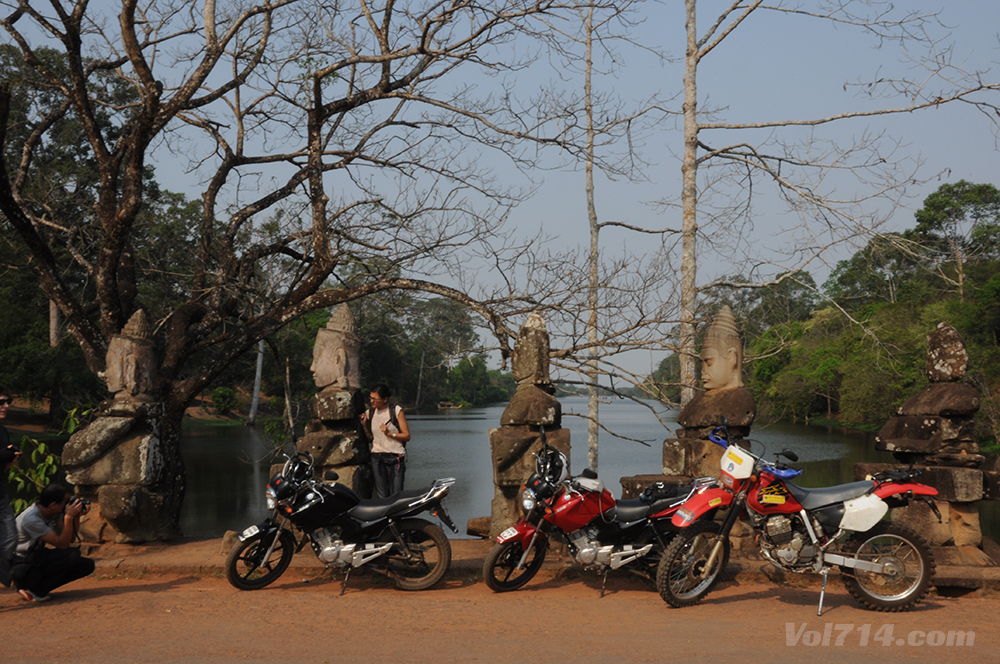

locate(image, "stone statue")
[[63, 310, 173, 542], [661, 305, 755, 479], [104, 309, 157, 401], [470, 313, 570, 539], [297, 305, 370, 497], [859, 322, 988, 550], [699, 305, 743, 391], [310, 304, 361, 391]]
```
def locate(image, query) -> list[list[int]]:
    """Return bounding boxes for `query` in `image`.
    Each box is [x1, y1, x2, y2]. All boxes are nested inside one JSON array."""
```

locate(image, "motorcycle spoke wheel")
[[841, 523, 934, 612], [483, 537, 548, 592], [225, 530, 295, 591], [656, 520, 728, 608], [380, 519, 452, 591]]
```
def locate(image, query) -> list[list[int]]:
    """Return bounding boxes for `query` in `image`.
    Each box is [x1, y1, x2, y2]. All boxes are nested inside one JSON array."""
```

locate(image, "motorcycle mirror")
[[779, 449, 799, 463]]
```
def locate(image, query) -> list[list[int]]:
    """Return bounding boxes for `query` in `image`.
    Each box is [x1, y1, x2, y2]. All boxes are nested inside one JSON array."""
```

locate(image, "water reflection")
[[178, 396, 998, 542]]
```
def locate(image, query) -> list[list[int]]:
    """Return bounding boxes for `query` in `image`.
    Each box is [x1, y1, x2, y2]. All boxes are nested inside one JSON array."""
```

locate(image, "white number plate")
[[498, 527, 518, 542], [240, 525, 260, 540]]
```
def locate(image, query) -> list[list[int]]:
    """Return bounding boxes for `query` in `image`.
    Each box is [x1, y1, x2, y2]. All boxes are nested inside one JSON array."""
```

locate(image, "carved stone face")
[[105, 336, 156, 399], [310, 333, 347, 389], [700, 346, 742, 391]]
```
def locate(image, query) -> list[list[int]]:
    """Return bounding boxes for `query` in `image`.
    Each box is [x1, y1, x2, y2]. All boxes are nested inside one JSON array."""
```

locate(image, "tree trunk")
[[679, 0, 700, 409]]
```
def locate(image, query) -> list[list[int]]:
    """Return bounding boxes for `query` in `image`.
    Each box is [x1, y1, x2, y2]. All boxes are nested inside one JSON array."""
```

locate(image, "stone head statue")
[[105, 310, 157, 400], [700, 305, 743, 391], [311, 304, 361, 390], [511, 313, 550, 387]]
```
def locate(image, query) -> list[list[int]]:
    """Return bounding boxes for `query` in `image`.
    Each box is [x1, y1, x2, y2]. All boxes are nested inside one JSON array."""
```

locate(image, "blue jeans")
[[370, 453, 406, 498]]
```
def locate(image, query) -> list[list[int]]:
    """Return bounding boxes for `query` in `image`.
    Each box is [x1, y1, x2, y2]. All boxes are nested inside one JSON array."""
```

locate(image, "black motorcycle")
[[225, 451, 458, 593]]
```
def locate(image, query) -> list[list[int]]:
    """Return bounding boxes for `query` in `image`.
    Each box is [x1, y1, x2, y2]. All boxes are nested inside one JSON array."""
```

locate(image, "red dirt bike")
[[483, 428, 718, 596], [656, 416, 940, 614]]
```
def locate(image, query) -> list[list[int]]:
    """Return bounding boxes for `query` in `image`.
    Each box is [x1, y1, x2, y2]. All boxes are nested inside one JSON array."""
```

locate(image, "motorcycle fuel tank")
[[545, 487, 616, 532], [286, 482, 362, 532], [746, 472, 804, 516]]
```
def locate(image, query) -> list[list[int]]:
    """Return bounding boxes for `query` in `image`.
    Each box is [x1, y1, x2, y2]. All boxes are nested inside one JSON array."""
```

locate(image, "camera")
[[69, 496, 92, 512]]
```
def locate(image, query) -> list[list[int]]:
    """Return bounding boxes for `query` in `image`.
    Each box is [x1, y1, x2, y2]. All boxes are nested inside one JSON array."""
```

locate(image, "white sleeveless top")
[[370, 405, 405, 455]]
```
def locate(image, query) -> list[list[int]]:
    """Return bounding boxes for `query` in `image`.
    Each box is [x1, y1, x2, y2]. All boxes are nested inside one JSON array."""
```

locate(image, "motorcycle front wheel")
[[655, 520, 729, 608], [483, 536, 548, 592], [225, 529, 296, 590], [379, 518, 452, 591], [840, 523, 934, 612]]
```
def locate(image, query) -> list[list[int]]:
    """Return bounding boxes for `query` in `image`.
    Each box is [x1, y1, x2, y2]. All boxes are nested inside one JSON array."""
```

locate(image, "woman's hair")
[[370, 383, 392, 399]]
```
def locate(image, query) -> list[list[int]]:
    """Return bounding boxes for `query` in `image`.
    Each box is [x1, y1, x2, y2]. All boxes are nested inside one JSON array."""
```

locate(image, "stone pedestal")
[[298, 389, 371, 497]]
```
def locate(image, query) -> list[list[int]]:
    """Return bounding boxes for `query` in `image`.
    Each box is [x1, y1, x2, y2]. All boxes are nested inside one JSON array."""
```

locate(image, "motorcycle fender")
[[237, 519, 280, 542], [839, 494, 888, 532], [873, 482, 939, 499], [671, 488, 732, 527], [495, 522, 537, 546]]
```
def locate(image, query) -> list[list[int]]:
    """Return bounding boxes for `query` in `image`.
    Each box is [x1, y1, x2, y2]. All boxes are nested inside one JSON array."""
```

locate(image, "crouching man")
[[11, 483, 95, 602]]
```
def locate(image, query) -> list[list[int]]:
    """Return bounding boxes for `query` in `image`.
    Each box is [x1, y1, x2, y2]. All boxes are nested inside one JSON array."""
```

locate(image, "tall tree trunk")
[[247, 339, 265, 427], [679, 0, 700, 409], [584, 1, 600, 472]]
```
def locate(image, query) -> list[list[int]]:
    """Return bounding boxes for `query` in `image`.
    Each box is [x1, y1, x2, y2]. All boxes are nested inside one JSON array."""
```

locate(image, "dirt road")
[[2, 569, 995, 664]]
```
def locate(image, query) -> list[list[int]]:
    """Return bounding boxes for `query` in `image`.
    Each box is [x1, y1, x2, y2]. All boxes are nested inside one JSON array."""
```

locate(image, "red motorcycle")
[[656, 417, 940, 614], [483, 428, 718, 595]]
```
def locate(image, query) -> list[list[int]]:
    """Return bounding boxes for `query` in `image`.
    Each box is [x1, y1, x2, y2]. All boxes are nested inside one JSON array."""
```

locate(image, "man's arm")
[[38, 502, 84, 549]]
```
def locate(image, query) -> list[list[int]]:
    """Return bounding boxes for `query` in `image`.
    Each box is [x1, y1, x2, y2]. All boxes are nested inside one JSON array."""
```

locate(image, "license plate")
[[498, 526, 518, 542], [240, 525, 260, 540]]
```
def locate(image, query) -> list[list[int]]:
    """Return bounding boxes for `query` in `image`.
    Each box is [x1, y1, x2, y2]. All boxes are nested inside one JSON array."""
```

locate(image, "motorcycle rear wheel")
[[656, 520, 729, 608], [483, 537, 548, 592], [840, 523, 934, 612], [379, 518, 452, 591], [225, 529, 295, 590]]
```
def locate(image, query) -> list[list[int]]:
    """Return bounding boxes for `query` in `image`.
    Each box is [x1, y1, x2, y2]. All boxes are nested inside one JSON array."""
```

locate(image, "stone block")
[[662, 439, 686, 476], [62, 416, 138, 469], [925, 322, 968, 382], [950, 502, 982, 547], [687, 438, 726, 478], [98, 484, 175, 542], [489, 426, 570, 487], [677, 388, 756, 428], [298, 430, 367, 466], [897, 382, 980, 417], [65, 432, 166, 487], [855, 463, 983, 502], [309, 390, 359, 422], [500, 385, 561, 427], [466, 516, 491, 538], [489, 484, 523, 539], [876, 416, 975, 453], [891, 500, 953, 546]]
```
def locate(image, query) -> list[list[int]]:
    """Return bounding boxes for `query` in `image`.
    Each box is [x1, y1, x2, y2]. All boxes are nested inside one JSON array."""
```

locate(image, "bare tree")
[[0, 0, 559, 534], [673, 0, 1000, 406]]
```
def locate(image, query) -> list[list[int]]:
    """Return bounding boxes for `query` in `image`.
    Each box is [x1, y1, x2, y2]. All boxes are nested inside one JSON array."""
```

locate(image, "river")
[[177, 395, 1000, 542]]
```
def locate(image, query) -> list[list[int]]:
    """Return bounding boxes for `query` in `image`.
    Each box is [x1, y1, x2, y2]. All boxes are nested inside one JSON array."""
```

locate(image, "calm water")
[[180, 396, 1000, 540]]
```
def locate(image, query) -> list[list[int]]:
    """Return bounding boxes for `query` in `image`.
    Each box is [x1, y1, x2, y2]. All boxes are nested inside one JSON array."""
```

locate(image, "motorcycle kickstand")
[[600, 570, 609, 598], [340, 568, 352, 597], [816, 569, 829, 617]]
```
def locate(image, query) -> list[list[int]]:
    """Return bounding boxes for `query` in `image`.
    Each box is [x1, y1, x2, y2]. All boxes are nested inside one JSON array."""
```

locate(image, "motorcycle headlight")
[[266, 486, 277, 510], [521, 488, 537, 512]]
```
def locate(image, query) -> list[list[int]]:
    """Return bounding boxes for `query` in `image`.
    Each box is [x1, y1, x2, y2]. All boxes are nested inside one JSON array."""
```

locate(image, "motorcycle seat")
[[609, 498, 652, 522], [784, 480, 874, 511], [348, 488, 430, 521]]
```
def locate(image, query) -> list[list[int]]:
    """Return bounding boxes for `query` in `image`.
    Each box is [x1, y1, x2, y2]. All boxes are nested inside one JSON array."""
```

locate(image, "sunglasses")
[[0, 398, 12, 406]]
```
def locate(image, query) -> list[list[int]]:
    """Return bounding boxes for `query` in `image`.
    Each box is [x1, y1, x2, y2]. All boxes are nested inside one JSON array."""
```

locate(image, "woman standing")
[[359, 384, 410, 498]]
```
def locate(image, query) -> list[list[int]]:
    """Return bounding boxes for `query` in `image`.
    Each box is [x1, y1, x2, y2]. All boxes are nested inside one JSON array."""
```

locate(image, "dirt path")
[[2, 570, 996, 663]]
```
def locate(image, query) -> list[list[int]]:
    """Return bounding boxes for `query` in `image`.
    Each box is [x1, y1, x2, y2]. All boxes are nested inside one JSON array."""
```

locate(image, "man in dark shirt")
[[1, 385, 22, 588]]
